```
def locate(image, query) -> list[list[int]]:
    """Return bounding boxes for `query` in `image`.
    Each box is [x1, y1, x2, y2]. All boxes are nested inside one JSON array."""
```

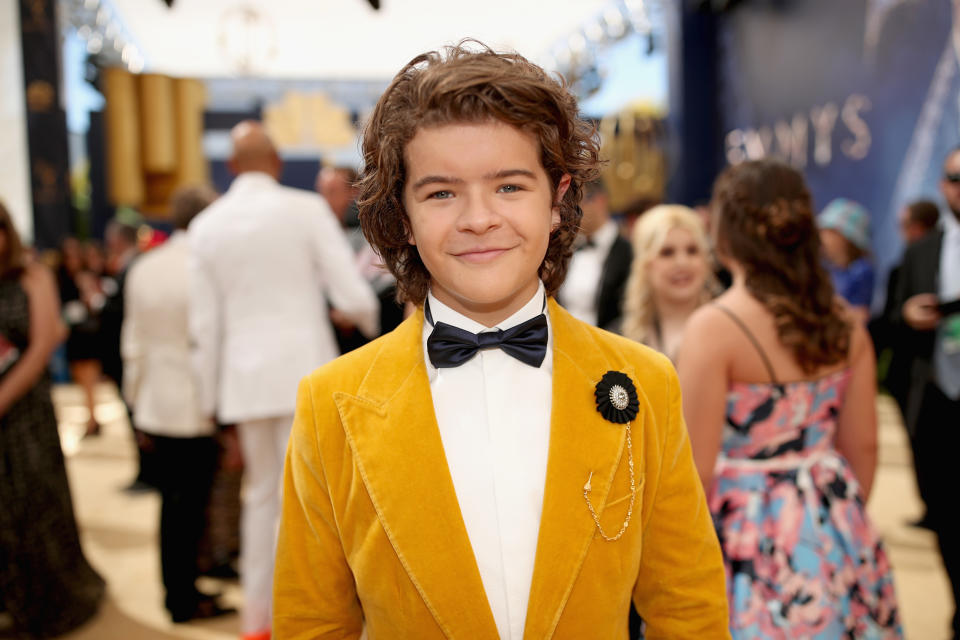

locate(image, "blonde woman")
[[622, 205, 716, 360]]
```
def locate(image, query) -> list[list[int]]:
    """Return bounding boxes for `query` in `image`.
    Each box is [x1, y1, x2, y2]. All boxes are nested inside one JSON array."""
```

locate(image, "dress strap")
[[712, 303, 781, 386]]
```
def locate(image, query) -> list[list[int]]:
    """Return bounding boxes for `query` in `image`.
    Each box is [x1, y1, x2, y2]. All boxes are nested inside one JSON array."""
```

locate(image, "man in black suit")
[[893, 147, 960, 639], [875, 199, 939, 414], [557, 180, 632, 332]]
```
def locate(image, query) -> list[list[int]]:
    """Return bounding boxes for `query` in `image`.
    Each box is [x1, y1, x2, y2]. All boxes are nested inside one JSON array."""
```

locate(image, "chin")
[[459, 289, 521, 309], [663, 290, 703, 307]]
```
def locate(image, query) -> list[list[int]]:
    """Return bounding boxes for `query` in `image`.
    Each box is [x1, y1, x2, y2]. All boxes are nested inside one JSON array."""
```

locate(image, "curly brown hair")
[[358, 40, 601, 304], [712, 160, 850, 373]]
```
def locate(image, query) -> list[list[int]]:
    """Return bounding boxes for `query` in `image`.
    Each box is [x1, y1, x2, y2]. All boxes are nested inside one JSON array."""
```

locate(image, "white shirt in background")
[[940, 209, 960, 301], [558, 219, 620, 326]]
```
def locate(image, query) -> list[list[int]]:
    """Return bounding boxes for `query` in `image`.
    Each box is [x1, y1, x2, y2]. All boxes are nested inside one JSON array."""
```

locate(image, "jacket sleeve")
[[186, 238, 220, 418], [632, 365, 731, 639], [274, 377, 363, 640], [120, 264, 142, 408], [311, 199, 380, 338], [889, 248, 914, 328]]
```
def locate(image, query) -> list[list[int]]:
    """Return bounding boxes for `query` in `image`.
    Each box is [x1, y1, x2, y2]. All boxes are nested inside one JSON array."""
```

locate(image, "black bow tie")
[[425, 299, 548, 369]]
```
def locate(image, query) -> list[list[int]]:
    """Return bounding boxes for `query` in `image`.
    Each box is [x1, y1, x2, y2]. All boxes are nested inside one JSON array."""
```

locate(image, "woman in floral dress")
[[678, 160, 901, 639]]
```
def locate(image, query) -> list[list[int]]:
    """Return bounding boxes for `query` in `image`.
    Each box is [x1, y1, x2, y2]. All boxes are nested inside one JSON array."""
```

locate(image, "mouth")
[[454, 247, 511, 263], [668, 273, 697, 287]]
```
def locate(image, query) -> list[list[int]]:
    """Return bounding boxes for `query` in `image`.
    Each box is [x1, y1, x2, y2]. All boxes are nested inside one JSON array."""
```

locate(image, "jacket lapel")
[[523, 300, 644, 639], [334, 311, 499, 639]]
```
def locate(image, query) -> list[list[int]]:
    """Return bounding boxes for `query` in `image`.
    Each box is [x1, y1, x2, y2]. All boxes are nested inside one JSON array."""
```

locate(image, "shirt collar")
[[426, 281, 547, 334], [229, 171, 278, 191], [590, 219, 620, 254], [422, 283, 552, 382], [943, 208, 960, 241]]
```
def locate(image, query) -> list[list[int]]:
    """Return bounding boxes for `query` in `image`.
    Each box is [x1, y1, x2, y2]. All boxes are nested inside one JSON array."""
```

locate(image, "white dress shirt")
[[558, 219, 620, 326], [422, 283, 553, 640], [122, 232, 213, 437], [936, 210, 960, 397], [940, 209, 960, 301]]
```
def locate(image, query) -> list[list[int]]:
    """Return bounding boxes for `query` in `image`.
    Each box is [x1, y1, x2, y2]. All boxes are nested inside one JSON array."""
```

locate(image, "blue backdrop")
[[712, 0, 955, 308]]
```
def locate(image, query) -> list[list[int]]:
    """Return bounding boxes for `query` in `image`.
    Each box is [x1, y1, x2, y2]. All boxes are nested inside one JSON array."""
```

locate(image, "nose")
[[456, 191, 501, 234], [670, 249, 690, 268]]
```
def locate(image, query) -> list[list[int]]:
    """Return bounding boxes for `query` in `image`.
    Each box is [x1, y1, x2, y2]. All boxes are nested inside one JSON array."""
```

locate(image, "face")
[[403, 121, 568, 325], [579, 191, 608, 236], [61, 238, 82, 273], [645, 226, 709, 306], [941, 150, 960, 217], [83, 243, 105, 273], [897, 206, 925, 244], [819, 228, 850, 267], [318, 169, 356, 220]]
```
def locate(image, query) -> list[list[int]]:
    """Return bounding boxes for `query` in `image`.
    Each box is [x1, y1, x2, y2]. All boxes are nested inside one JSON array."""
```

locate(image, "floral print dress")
[[708, 307, 901, 639]]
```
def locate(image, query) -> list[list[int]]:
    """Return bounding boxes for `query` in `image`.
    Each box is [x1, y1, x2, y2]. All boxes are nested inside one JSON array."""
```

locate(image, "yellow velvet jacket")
[[274, 299, 730, 639]]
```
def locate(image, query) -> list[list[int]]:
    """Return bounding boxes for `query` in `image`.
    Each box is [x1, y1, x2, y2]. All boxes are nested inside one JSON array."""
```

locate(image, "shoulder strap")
[[712, 303, 781, 385]]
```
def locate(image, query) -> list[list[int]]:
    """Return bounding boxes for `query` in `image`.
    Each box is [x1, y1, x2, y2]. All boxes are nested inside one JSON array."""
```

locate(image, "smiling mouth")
[[454, 247, 511, 263]]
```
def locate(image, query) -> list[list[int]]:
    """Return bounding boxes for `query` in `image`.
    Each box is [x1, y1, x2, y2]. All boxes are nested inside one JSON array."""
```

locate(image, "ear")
[[405, 220, 417, 246], [551, 174, 572, 230]]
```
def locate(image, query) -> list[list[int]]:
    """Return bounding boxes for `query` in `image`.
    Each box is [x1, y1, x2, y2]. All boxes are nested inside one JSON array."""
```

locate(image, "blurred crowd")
[[1, 118, 958, 639]]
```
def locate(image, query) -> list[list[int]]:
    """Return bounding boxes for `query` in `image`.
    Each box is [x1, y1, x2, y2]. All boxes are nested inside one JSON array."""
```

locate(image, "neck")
[[430, 283, 541, 328], [237, 167, 276, 180], [583, 216, 610, 239], [653, 295, 701, 326], [727, 260, 747, 288]]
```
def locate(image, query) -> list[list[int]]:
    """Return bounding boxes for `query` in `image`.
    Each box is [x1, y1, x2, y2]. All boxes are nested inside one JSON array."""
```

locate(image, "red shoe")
[[241, 631, 270, 640]]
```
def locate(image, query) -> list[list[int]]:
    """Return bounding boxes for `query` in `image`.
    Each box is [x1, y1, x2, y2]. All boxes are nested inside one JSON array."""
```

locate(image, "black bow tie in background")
[[425, 300, 548, 369]]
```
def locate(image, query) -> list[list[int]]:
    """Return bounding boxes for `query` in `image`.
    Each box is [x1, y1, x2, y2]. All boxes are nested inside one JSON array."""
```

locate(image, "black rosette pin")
[[594, 371, 639, 424]]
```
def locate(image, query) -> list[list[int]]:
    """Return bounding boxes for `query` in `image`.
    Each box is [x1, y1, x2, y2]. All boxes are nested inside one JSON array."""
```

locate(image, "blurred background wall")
[[706, 0, 955, 309], [1, 1, 32, 241], [7, 0, 960, 305]]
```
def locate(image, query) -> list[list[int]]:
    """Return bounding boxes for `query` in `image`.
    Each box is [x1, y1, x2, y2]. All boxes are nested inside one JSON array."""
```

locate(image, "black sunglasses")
[[945, 172, 960, 183]]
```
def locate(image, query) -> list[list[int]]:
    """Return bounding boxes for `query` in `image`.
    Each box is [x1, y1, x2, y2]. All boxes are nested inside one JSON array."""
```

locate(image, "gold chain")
[[582, 422, 635, 541]]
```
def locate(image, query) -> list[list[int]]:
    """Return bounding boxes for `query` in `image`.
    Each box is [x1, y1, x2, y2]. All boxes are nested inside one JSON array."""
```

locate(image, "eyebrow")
[[410, 168, 537, 191]]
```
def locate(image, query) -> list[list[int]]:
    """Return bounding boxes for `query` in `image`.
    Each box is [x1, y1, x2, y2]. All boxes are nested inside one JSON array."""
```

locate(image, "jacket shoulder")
[[301, 330, 400, 398], [274, 184, 329, 212], [186, 202, 224, 241], [903, 229, 943, 265], [608, 234, 633, 261]]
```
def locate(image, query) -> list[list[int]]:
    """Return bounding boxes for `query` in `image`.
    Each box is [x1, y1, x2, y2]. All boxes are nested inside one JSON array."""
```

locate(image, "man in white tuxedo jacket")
[[122, 185, 235, 623], [187, 121, 379, 640]]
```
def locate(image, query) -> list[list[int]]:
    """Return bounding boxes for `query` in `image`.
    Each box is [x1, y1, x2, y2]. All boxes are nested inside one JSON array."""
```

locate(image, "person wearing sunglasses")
[[891, 147, 960, 639]]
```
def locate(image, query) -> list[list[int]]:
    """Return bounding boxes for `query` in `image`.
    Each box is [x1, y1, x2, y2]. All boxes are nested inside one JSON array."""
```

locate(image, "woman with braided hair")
[[677, 160, 902, 639]]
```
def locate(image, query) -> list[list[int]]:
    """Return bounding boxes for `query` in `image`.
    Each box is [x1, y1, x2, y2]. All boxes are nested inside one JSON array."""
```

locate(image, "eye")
[[687, 245, 701, 256], [498, 184, 522, 194], [660, 247, 675, 258], [428, 190, 453, 200]]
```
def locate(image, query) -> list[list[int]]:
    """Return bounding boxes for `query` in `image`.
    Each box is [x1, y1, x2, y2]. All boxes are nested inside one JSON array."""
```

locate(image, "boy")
[[273, 42, 729, 639]]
